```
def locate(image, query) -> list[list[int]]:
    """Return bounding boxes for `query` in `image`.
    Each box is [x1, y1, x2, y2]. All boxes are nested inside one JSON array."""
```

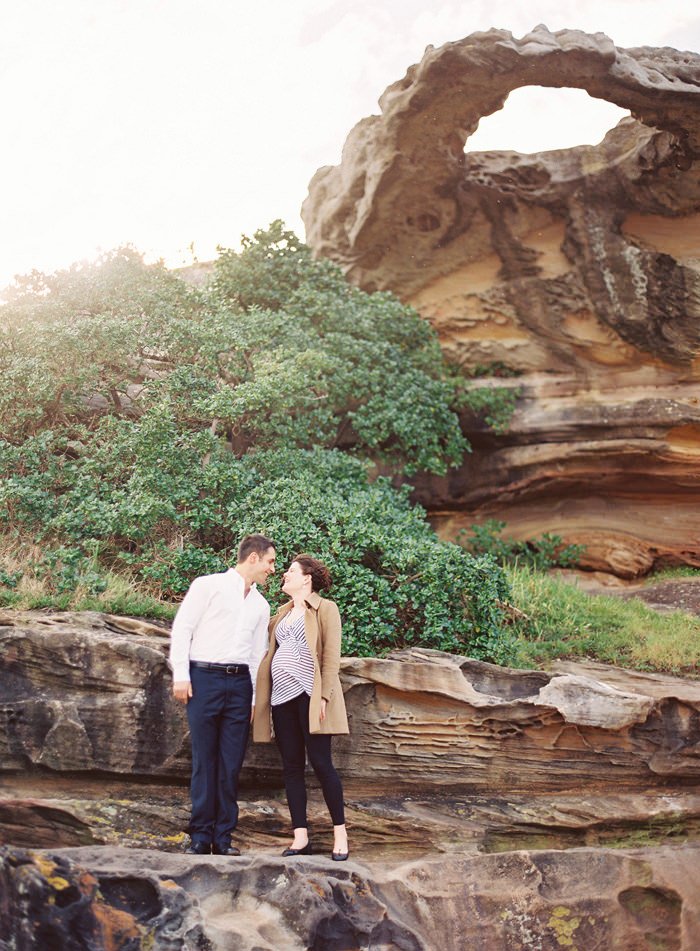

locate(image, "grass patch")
[[508, 565, 700, 675], [599, 817, 696, 850], [0, 576, 174, 621], [642, 565, 700, 584], [0, 535, 174, 620]]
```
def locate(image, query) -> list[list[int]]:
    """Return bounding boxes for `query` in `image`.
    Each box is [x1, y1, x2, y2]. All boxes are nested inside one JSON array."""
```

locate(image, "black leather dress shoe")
[[212, 844, 241, 856], [185, 842, 211, 855], [282, 842, 311, 856], [331, 850, 349, 862]]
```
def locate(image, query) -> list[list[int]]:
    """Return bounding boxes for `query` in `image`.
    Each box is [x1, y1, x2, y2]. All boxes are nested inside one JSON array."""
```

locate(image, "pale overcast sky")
[[1, 0, 698, 290]]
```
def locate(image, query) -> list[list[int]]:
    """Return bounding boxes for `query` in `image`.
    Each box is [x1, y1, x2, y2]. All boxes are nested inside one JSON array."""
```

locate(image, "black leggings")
[[271, 692, 345, 828]]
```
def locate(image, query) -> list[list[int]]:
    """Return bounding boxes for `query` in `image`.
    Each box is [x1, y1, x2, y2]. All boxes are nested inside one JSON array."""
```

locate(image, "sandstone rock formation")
[[302, 25, 700, 577], [2, 609, 700, 948], [3, 843, 699, 951], [0, 846, 212, 950], [2, 610, 700, 789]]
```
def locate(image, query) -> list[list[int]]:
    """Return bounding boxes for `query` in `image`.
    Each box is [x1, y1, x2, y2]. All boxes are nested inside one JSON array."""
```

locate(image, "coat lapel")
[[303, 591, 322, 655]]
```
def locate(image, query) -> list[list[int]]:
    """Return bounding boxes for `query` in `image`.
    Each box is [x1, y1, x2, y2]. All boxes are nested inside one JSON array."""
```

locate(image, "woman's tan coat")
[[253, 591, 349, 741]]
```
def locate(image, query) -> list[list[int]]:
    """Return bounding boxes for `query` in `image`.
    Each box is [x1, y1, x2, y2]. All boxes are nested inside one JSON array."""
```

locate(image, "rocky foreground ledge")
[[1, 609, 699, 948], [2, 842, 699, 950]]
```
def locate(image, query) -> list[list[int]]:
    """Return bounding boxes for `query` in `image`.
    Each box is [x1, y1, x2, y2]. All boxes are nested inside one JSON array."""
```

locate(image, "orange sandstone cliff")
[[302, 25, 700, 577]]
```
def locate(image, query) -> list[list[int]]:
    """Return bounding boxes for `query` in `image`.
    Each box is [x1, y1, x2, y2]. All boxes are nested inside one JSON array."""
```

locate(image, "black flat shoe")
[[212, 844, 241, 856], [331, 850, 349, 862], [185, 842, 211, 855], [282, 843, 311, 856]]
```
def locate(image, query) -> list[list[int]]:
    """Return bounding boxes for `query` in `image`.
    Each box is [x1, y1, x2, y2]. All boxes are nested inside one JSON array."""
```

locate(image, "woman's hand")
[[320, 698, 327, 722]]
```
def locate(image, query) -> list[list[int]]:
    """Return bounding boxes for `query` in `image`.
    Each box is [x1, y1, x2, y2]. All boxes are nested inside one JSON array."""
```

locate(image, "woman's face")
[[282, 561, 310, 597]]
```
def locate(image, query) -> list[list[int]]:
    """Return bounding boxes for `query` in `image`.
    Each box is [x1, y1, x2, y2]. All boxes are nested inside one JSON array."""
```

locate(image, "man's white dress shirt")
[[169, 568, 270, 701]]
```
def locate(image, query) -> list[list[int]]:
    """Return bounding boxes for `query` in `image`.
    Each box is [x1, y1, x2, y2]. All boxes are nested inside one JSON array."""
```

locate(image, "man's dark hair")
[[237, 534, 276, 562]]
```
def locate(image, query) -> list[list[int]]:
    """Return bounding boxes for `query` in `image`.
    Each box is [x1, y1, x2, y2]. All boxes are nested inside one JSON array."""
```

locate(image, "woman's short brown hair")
[[293, 553, 332, 593]]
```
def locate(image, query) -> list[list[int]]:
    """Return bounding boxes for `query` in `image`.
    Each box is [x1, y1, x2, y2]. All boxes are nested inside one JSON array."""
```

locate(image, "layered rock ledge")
[[2, 609, 699, 947], [2, 610, 699, 789], [302, 25, 700, 577], [3, 844, 699, 950]]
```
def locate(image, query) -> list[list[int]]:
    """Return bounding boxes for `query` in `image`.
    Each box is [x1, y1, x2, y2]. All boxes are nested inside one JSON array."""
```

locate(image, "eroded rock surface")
[[3, 778, 700, 858], [302, 25, 700, 577], [2, 611, 699, 789], [2, 843, 699, 950], [0, 846, 213, 951]]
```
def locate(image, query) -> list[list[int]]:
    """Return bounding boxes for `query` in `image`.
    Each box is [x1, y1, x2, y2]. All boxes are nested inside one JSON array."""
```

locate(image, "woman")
[[253, 554, 350, 860]]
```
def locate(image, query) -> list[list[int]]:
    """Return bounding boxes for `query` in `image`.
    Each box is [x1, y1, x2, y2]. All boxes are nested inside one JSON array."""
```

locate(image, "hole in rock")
[[53, 883, 82, 908], [97, 876, 162, 922], [618, 886, 682, 942], [465, 87, 630, 154]]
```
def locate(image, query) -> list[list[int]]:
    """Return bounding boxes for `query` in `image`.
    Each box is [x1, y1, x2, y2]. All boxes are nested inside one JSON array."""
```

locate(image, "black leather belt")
[[190, 661, 250, 675]]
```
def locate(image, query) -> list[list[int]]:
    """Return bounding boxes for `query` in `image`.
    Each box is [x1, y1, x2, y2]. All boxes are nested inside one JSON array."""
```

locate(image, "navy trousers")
[[186, 664, 252, 848]]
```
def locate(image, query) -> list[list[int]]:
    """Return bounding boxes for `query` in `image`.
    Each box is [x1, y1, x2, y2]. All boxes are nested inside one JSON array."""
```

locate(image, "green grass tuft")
[[508, 565, 700, 674]]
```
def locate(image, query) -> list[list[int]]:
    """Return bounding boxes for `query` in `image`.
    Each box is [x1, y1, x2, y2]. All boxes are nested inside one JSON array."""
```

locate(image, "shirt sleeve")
[[249, 599, 271, 705], [168, 576, 209, 682]]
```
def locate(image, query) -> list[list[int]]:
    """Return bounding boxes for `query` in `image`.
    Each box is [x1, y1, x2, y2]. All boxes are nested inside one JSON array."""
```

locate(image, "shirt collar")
[[228, 567, 257, 594]]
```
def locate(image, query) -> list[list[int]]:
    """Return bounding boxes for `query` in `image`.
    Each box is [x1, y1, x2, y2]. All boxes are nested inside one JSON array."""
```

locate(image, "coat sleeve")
[[319, 600, 342, 701]]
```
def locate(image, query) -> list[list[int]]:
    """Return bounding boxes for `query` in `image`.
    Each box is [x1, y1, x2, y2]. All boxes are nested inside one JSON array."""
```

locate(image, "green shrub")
[[456, 384, 521, 435], [459, 519, 584, 570], [0, 566, 21, 588], [227, 449, 514, 662], [37, 545, 109, 595], [0, 429, 514, 661], [0, 224, 515, 663]]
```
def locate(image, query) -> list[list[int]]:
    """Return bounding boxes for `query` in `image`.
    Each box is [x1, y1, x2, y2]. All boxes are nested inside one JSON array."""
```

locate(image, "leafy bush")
[[0, 566, 21, 588], [0, 223, 516, 663], [37, 544, 109, 595], [457, 384, 522, 435], [459, 519, 584, 570], [226, 449, 513, 661]]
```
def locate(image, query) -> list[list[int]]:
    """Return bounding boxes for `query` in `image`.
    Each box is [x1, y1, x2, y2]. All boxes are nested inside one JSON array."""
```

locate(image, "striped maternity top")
[[270, 611, 315, 706]]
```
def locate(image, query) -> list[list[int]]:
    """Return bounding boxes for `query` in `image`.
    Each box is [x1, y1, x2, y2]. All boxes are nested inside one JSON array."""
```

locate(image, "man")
[[169, 533, 275, 855]]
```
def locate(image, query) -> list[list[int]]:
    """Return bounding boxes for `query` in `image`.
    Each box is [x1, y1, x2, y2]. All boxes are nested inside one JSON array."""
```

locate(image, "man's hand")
[[173, 681, 192, 703], [250, 704, 255, 724], [320, 699, 327, 722]]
